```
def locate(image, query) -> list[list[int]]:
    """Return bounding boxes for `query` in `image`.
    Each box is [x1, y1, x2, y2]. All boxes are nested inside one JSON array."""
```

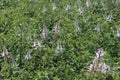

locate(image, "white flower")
[[55, 44, 63, 54], [65, 4, 71, 11], [42, 5, 46, 13], [78, 6, 84, 14], [52, 3, 57, 10], [33, 38, 41, 49], [106, 13, 112, 22], [2, 46, 9, 57], [33, 39, 41, 47], [25, 50, 32, 60], [94, 23, 100, 31], [42, 27, 48, 39], [95, 48, 105, 58], [74, 21, 80, 31], [55, 23, 60, 34], [86, 0, 91, 8], [116, 29, 120, 37]]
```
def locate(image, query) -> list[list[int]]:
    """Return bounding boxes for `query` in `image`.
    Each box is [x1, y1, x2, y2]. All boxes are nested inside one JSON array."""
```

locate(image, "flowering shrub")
[[0, 0, 120, 80]]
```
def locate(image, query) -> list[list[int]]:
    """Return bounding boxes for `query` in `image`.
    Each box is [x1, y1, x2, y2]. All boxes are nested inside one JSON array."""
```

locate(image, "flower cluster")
[[42, 27, 49, 40], [55, 44, 64, 54], [33, 38, 41, 50], [89, 48, 110, 74], [25, 50, 32, 60], [1, 46, 9, 57], [86, 0, 91, 8], [54, 23, 60, 34]]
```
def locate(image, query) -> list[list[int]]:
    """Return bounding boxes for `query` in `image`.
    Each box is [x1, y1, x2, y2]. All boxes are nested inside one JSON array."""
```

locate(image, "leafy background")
[[0, 0, 120, 80]]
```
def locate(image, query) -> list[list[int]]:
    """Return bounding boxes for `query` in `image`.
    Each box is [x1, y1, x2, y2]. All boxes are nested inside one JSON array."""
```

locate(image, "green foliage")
[[0, 0, 120, 80]]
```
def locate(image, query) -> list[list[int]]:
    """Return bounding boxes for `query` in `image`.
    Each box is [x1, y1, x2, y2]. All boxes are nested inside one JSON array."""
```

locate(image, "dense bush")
[[0, 0, 120, 80]]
